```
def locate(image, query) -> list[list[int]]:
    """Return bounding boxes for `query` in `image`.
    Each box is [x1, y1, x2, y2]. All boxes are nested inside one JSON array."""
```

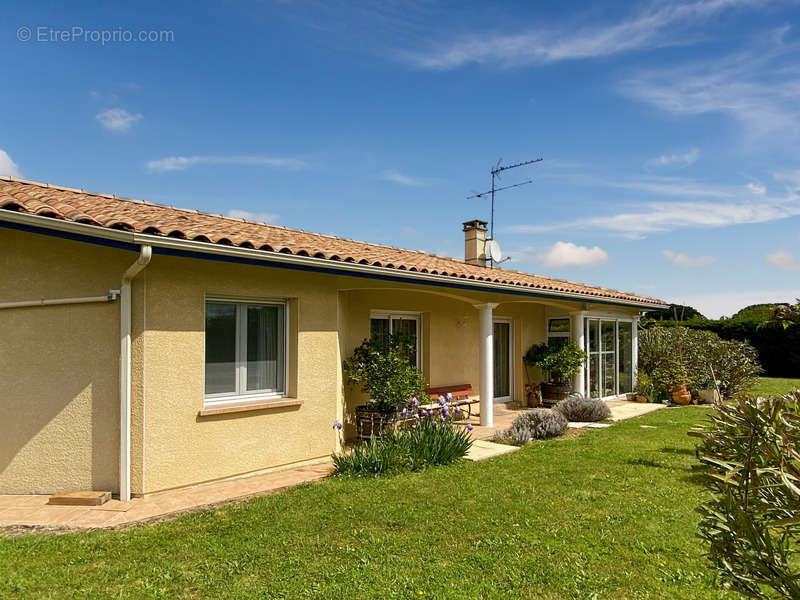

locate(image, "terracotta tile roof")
[[0, 176, 664, 306]]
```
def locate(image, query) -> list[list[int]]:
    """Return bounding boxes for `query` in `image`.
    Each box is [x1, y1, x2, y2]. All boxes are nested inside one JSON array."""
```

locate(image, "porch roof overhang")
[[0, 210, 669, 310]]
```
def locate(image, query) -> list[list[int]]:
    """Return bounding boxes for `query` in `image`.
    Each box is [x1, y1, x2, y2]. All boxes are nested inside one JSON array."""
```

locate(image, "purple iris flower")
[[466, 424, 473, 431], [333, 420, 343, 431]]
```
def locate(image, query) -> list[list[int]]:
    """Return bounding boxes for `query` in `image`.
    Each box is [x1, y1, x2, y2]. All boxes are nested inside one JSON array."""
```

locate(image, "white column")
[[476, 303, 498, 427], [571, 311, 586, 397], [632, 315, 640, 389]]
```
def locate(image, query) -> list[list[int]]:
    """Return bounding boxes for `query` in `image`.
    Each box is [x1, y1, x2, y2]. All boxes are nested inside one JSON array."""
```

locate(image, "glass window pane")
[[589, 353, 600, 399], [370, 317, 390, 353], [603, 351, 616, 397], [205, 302, 237, 395], [601, 321, 615, 353], [246, 304, 284, 392], [548, 318, 571, 333], [588, 320, 599, 353], [391, 317, 418, 367], [618, 322, 633, 394]]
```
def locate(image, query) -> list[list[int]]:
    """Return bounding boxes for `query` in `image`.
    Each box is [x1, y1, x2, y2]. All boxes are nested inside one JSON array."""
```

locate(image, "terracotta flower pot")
[[635, 394, 648, 403], [670, 384, 691, 406]]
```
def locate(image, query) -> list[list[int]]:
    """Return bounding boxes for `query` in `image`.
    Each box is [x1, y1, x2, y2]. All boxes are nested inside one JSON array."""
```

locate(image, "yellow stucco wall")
[[139, 255, 343, 494], [1, 225, 641, 496], [0, 228, 134, 494]]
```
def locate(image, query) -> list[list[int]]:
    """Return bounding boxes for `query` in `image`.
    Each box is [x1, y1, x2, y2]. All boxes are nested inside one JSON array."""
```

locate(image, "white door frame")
[[492, 317, 514, 404], [584, 317, 635, 400]]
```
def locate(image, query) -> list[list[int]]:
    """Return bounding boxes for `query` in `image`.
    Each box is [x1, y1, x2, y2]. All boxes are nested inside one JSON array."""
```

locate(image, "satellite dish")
[[486, 239, 502, 263]]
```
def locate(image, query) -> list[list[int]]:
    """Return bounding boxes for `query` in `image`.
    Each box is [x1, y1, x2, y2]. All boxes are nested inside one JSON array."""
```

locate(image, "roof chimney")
[[463, 219, 488, 267]]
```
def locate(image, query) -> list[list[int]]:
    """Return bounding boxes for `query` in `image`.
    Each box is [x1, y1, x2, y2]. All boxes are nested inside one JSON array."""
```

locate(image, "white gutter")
[[0, 290, 119, 310], [0, 210, 669, 310], [119, 245, 152, 502]]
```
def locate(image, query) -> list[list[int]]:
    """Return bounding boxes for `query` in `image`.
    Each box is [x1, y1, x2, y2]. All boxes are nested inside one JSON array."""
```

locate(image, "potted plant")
[[633, 372, 655, 402], [343, 334, 429, 440], [524, 341, 587, 404]]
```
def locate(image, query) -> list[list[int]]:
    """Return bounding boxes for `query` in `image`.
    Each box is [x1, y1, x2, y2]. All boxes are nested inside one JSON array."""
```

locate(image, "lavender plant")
[[554, 393, 611, 422], [499, 408, 568, 444]]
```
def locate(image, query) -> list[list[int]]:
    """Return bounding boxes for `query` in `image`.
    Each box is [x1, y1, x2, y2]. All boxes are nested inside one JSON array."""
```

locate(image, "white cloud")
[[538, 241, 608, 268], [146, 155, 308, 173], [623, 28, 800, 138], [645, 147, 699, 168], [673, 289, 800, 319], [766, 249, 800, 270], [227, 209, 280, 224], [662, 249, 717, 267], [508, 192, 800, 239], [378, 170, 429, 186], [96, 108, 142, 131], [0, 149, 21, 177], [404, 0, 761, 69], [747, 182, 766, 195]]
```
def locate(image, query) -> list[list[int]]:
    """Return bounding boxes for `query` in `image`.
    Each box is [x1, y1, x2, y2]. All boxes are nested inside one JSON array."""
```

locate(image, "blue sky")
[[3, 0, 800, 318]]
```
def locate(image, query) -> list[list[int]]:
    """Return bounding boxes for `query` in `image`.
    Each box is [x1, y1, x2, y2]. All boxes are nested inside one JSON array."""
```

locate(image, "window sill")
[[198, 397, 302, 417]]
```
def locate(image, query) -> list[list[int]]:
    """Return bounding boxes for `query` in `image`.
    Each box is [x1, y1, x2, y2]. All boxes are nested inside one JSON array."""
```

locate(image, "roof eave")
[[0, 209, 669, 310]]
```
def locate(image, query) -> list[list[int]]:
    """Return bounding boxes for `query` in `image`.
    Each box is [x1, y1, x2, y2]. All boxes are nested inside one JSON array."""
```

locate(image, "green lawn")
[[750, 376, 800, 397], [0, 408, 735, 599]]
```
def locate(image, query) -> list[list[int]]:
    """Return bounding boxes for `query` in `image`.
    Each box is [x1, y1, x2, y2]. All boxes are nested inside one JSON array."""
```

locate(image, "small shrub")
[[554, 393, 611, 422], [402, 419, 473, 469], [343, 334, 428, 413], [332, 418, 472, 477], [524, 341, 587, 384], [500, 408, 568, 443], [332, 431, 408, 476]]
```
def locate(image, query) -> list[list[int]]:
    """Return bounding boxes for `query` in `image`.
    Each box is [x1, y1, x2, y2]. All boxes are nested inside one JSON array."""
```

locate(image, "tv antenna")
[[466, 157, 543, 265]]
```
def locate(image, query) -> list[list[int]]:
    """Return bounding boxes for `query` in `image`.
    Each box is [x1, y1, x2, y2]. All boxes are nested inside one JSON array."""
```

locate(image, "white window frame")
[[204, 297, 289, 406], [369, 310, 422, 370], [547, 317, 571, 344]]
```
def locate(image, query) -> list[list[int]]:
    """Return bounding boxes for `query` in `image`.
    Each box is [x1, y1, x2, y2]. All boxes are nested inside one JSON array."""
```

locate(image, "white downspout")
[[119, 245, 152, 501]]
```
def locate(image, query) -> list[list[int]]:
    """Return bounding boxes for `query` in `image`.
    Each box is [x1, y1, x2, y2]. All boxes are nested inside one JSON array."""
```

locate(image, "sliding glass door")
[[585, 318, 634, 399]]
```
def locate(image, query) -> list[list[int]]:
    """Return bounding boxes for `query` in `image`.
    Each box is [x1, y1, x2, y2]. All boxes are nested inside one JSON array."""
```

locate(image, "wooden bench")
[[421, 384, 478, 419]]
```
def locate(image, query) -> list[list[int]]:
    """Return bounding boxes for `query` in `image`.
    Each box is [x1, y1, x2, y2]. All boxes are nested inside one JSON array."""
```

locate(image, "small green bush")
[[524, 341, 587, 384], [500, 409, 568, 444], [342, 334, 429, 413], [554, 394, 611, 422], [332, 419, 472, 477], [332, 432, 408, 476]]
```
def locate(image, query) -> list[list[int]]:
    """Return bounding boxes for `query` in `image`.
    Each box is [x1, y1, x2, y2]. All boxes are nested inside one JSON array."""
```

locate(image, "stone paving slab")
[[606, 400, 665, 422], [465, 439, 520, 461]]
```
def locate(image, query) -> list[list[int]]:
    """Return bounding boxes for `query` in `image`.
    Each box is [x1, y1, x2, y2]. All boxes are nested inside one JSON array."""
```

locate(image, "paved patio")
[[0, 399, 664, 534], [0, 461, 332, 533]]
